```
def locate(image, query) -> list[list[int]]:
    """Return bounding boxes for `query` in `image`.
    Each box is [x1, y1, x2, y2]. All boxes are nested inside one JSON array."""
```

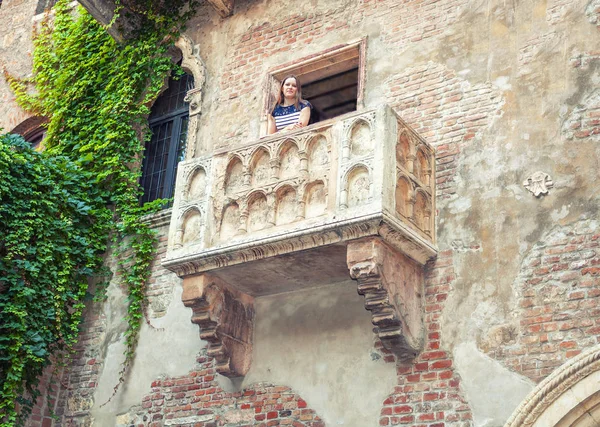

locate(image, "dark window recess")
[[25, 127, 46, 151], [35, 0, 58, 14], [140, 72, 193, 205], [303, 67, 359, 123]]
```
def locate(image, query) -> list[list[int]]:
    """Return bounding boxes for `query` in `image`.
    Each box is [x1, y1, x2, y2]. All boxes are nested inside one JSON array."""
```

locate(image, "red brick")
[[431, 360, 452, 370]]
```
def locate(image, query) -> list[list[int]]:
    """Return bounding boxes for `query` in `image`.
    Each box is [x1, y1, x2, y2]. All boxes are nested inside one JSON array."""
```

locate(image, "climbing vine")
[[1, 0, 197, 424]]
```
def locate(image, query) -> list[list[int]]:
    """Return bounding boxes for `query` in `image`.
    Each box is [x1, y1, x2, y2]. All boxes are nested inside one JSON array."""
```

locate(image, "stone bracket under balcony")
[[348, 237, 425, 362], [181, 274, 254, 378], [163, 105, 437, 376]]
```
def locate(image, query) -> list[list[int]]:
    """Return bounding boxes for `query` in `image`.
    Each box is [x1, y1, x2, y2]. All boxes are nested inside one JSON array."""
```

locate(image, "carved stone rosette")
[[523, 171, 553, 197], [181, 274, 254, 378], [347, 238, 424, 361]]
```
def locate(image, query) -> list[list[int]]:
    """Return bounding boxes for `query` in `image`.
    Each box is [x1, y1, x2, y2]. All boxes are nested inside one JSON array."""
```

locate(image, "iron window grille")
[[140, 72, 193, 205]]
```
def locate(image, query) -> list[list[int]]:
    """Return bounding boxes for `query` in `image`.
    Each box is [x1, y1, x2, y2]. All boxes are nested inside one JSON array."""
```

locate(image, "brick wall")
[[118, 354, 323, 427], [562, 88, 600, 140], [386, 63, 504, 199], [17, 0, 600, 424], [485, 220, 600, 382], [587, 0, 600, 26], [74, 250, 473, 427], [214, 0, 474, 148], [547, 0, 579, 24], [26, 365, 65, 427], [32, 225, 476, 427], [379, 250, 473, 427]]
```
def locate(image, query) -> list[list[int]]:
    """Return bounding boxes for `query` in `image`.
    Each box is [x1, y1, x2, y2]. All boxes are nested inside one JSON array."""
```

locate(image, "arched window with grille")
[[140, 72, 193, 204]]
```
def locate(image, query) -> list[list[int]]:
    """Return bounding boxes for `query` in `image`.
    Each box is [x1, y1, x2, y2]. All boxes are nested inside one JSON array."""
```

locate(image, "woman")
[[268, 75, 312, 134]]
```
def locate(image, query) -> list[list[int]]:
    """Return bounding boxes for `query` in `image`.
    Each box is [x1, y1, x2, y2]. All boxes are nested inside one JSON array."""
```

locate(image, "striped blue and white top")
[[272, 101, 312, 131]]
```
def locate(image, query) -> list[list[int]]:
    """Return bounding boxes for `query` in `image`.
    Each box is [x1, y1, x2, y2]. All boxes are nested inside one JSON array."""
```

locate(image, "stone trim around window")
[[261, 38, 368, 136]]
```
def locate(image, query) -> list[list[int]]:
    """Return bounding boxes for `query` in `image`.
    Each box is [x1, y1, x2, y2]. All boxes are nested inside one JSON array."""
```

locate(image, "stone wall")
[[0, 0, 39, 132], [2, 0, 599, 425]]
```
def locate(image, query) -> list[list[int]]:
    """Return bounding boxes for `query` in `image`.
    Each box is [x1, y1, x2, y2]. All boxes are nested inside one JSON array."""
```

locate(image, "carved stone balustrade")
[[163, 105, 437, 376]]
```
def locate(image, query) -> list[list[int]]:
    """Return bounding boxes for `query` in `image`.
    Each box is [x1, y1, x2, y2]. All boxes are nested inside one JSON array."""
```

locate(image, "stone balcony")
[[163, 105, 437, 377]]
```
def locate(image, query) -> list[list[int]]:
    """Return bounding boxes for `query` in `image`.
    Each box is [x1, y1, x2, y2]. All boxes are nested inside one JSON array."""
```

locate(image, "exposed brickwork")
[[25, 365, 65, 427], [486, 220, 600, 382], [220, 0, 468, 104], [519, 32, 562, 69], [43, 231, 475, 427], [216, 0, 472, 148], [216, 9, 351, 147], [363, 0, 464, 47], [27, 223, 180, 426], [379, 250, 473, 427], [146, 232, 180, 318], [51, 305, 106, 426], [570, 51, 600, 68], [562, 89, 600, 140], [220, 11, 349, 102], [14, 0, 598, 424], [586, 0, 600, 27], [121, 354, 323, 427], [546, 0, 578, 24], [386, 63, 504, 199]]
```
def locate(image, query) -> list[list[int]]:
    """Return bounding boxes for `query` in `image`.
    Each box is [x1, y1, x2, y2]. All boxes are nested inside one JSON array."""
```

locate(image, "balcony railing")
[[163, 104, 436, 279], [163, 105, 437, 375]]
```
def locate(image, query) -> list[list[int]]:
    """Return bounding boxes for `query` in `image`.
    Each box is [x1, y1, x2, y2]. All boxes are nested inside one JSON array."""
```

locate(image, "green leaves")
[[0, 133, 108, 426], [2, 0, 197, 424]]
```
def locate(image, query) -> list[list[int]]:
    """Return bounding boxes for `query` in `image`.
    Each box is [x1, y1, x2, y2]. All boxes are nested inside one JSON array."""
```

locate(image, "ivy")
[[1, 0, 197, 424]]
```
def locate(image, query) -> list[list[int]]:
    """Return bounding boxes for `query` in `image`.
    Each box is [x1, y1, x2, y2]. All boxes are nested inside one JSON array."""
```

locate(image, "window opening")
[[140, 72, 193, 204], [303, 67, 359, 123], [24, 127, 46, 151], [12, 116, 48, 151], [265, 39, 366, 132]]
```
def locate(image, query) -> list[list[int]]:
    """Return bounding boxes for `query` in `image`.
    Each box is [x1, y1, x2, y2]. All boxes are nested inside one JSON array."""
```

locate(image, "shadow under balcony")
[[162, 105, 437, 377]]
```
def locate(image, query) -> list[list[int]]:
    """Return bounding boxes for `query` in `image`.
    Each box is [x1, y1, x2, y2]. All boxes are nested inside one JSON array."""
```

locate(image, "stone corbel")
[[181, 274, 254, 377], [347, 238, 424, 362]]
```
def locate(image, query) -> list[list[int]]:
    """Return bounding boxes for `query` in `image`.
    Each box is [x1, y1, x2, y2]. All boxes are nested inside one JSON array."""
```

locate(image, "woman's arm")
[[267, 114, 277, 135], [298, 105, 310, 127], [281, 105, 311, 131]]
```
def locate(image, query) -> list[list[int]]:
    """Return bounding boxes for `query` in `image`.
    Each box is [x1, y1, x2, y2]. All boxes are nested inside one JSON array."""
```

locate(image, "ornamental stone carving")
[[175, 35, 207, 160], [347, 238, 424, 360], [506, 343, 600, 427], [523, 171, 553, 197], [181, 274, 254, 377], [164, 105, 436, 370]]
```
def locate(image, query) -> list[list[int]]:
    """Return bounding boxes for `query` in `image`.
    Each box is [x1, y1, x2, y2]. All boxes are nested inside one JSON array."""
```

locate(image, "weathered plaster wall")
[[179, 0, 600, 424], [0, 0, 39, 132], [2, 0, 599, 425], [242, 281, 397, 426]]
